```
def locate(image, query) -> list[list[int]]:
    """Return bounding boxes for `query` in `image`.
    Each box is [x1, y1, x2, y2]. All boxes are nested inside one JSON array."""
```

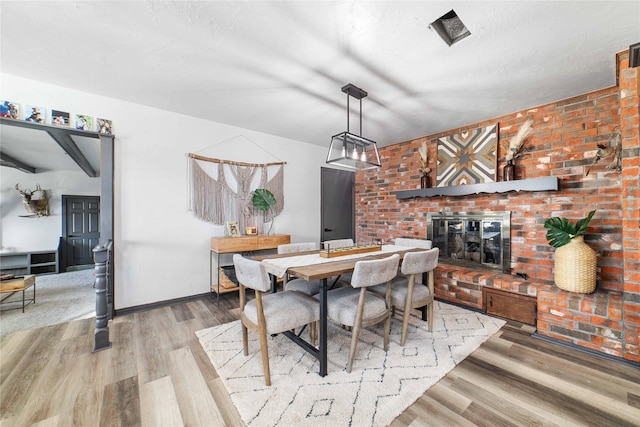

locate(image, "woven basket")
[[554, 236, 597, 293], [218, 266, 239, 289]]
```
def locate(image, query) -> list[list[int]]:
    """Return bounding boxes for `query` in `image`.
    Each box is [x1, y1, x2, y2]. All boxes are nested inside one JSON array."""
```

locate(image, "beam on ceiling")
[[46, 129, 98, 177], [0, 151, 36, 173]]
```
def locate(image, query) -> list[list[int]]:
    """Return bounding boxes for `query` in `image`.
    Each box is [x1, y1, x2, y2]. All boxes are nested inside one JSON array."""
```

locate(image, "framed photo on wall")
[[436, 124, 497, 187]]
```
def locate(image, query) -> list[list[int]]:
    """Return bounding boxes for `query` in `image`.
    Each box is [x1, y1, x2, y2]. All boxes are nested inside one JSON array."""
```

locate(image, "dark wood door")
[[61, 195, 100, 270], [320, 167, 354, 243]]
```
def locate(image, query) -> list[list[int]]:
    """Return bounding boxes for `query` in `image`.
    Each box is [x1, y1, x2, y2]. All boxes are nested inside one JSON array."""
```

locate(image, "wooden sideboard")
[[210, 234, 291, 302]]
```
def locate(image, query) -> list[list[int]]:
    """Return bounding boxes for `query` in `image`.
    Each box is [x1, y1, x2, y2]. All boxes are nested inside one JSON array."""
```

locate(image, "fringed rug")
[[196, 301, 505, 426]]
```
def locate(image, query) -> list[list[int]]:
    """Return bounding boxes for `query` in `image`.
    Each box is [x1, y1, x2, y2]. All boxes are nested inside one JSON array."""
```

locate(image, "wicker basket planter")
[[553, 236, 597, 293]]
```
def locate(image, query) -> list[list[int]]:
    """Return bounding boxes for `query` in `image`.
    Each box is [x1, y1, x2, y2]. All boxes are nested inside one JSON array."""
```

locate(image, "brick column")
[[619, 50, 640, 362]]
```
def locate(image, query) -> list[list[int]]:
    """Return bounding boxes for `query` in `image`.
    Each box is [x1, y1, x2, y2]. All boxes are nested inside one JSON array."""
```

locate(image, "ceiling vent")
[[430, 9, 471, 46]]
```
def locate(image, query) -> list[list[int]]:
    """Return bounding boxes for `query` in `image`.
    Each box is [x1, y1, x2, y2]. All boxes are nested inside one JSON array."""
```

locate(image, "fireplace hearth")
[[427, 211, 511, 273]]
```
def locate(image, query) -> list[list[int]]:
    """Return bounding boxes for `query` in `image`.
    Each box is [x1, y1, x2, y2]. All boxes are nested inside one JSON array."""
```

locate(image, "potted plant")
[[544, 209, 597, 293], [252, 188, 276, 234]]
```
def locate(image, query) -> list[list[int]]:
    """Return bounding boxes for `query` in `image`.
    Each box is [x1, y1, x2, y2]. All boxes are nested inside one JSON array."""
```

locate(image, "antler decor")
[[586, 133, 622, 176], [15, 184, 50, 217]]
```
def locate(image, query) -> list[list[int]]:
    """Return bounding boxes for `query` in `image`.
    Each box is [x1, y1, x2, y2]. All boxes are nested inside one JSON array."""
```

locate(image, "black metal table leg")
[[319, 277, 328, 377]]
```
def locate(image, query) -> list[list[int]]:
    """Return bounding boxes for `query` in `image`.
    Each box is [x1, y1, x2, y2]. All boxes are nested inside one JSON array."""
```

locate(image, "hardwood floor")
[[1, 293, 639, 426]]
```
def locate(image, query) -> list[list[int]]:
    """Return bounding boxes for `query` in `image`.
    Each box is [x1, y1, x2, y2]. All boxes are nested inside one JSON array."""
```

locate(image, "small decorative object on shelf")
[[504, 120, 533, 181], [503, 160, 515, 181], [421, 172, 431, 188], [417, 140, 431, 188]]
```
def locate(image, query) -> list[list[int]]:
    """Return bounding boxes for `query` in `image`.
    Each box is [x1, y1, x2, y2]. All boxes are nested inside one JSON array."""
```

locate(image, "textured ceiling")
[[1, 1, 639, 148]]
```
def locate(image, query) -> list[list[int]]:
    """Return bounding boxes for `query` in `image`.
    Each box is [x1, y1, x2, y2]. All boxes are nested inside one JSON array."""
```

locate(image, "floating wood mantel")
[[395, 176, 558, 199]]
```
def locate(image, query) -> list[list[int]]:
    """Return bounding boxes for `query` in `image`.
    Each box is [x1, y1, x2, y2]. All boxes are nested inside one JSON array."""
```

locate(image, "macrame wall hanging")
[[187, 136, 286, 234]]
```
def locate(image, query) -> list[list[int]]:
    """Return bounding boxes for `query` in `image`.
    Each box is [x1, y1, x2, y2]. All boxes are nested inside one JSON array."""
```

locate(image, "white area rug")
[[0, 269, 95, 336], [196, 301, 505, 426]]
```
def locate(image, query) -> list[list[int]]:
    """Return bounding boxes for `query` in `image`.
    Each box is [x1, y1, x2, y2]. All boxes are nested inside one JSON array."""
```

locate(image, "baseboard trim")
[[532, 332, 640, 369], [115, 292, 211, 317]]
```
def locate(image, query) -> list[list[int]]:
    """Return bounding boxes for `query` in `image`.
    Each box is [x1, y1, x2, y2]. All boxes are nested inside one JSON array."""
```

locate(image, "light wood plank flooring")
[[1, 294, 639, 426]]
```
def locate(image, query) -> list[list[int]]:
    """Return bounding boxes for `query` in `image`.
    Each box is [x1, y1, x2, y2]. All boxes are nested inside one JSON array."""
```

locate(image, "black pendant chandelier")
[[326, 83, 381, 170]]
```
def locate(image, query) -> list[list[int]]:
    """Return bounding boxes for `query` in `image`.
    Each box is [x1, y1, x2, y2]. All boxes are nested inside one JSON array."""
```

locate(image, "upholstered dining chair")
[[370, 248, 439, 346], [277, 242, 322, 295], [395, 237, 432, 249], [233, 254, 320, 386], [326, 253, 400, 373]]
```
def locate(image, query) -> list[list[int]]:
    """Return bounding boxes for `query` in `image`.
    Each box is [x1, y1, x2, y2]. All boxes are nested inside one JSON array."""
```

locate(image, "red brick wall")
[[355, 50, 639, 362]]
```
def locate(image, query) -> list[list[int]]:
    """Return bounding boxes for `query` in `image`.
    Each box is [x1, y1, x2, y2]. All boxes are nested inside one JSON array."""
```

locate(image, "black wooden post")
[[93, 243, 112, 352]]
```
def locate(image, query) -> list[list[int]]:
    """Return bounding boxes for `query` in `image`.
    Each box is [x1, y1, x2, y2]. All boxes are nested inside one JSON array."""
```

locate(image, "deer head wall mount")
[[15, 184, 50, 217]]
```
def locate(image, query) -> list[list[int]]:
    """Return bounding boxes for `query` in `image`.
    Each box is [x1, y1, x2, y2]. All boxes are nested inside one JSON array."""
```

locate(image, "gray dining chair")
[[233, 254, 320, 386], [326, 253, 400, 373], [370, 248, 439, 346], [277, 242, 322, 295], [395, 237, 432, 249]]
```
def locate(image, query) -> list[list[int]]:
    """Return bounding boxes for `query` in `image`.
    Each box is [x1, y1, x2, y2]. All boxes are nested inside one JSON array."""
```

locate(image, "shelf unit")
[[396, 176, 558, 199], [0, 250, 59, 276]]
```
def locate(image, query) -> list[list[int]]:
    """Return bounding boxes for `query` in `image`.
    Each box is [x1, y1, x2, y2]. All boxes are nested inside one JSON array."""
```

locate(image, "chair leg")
[[242, 323, 249, 356], [258, 327, 271, 386], [427, 300, 434, 332], [400, 276, 415, 347], [347, 289, 367, 373]]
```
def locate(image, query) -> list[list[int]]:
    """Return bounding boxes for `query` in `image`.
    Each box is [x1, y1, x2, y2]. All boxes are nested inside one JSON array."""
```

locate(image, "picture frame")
[[24, 105, 46, 124], [52, 109, 70, 126], [97, 118, 113, 134], [74, 114, 93, 131], [226, 221, 240, 237], [436, 124, 497, 187], [245, 226, 258, 235], [0, 100, 20, 119]]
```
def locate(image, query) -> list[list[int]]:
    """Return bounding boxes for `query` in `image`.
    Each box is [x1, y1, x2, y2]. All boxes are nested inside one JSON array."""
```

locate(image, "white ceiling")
[[1, 1, 639, 149]]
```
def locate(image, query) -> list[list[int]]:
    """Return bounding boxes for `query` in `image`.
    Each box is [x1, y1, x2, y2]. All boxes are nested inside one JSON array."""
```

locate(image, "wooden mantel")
[[395, 176, 558, 199]]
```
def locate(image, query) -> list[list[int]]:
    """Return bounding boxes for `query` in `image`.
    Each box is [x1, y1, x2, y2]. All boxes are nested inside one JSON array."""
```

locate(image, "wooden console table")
[[210, 234, 290, 303]]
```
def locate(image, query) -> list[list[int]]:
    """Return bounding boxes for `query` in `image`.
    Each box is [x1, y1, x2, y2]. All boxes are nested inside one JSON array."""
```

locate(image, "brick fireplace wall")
[[355, 50, 639, 362]]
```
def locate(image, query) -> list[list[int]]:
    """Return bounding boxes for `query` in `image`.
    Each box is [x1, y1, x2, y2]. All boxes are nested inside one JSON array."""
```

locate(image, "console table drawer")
[[483, 287, 536, 326]]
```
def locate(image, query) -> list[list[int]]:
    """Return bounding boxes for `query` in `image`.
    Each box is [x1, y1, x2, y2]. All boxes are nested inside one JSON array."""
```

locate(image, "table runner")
[[261, 244, 407, 278]]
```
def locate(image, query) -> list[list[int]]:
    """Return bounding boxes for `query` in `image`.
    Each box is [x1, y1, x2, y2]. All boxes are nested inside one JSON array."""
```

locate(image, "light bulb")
[[341, 146, 346, 157], [360, 149, 367, 161], [351, 146, 358, 159]]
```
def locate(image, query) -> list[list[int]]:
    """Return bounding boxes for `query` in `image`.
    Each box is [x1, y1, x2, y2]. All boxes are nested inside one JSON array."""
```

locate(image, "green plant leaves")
[[252, 188, 276, 211], [544, 209, 596, 248]]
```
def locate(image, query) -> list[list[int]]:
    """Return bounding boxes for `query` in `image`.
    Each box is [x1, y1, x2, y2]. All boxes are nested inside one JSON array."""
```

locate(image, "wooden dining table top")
[[254, 246, 423, 282]]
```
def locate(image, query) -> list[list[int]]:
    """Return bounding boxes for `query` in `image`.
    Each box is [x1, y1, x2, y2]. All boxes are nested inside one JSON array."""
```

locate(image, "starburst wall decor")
[[436, 124, 497, 187]]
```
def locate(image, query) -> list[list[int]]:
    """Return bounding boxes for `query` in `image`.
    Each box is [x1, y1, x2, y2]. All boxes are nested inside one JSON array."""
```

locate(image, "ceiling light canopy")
[[326, 84, 381, 170]]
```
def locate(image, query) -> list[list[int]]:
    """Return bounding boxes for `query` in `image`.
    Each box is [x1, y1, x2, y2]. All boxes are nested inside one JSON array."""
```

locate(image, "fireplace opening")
[[427, 211, 511, 273]]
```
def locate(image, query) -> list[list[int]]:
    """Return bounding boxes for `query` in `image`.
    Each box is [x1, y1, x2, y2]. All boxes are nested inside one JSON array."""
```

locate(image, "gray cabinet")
[[0, 250, 59, 276]]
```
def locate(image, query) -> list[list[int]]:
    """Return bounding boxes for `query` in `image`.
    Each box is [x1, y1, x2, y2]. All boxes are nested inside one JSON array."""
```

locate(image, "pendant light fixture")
[[326, 83, 381, 170]]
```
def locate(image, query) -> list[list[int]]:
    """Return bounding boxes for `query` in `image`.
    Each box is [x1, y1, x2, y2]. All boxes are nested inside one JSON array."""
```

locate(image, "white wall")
[[1, 168, 99, 252], [1, 74, 328, 309]]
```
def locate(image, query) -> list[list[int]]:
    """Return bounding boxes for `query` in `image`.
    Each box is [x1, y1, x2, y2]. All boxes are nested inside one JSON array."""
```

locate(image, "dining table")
[[254, 244, 423, 377]]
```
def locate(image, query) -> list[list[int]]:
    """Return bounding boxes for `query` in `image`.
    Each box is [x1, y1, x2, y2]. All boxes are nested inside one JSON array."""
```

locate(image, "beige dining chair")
[[371, 248, 439, 346], [395, 237, 432, 249], [326, 253, 400, 373], [277, 242, 322, 295], [233, 254, 320, 386]]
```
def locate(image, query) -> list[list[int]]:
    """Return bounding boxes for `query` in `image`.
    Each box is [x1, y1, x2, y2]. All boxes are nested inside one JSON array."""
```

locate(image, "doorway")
[[320, 167, 354, 243], [61, 195, 100, 271]]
